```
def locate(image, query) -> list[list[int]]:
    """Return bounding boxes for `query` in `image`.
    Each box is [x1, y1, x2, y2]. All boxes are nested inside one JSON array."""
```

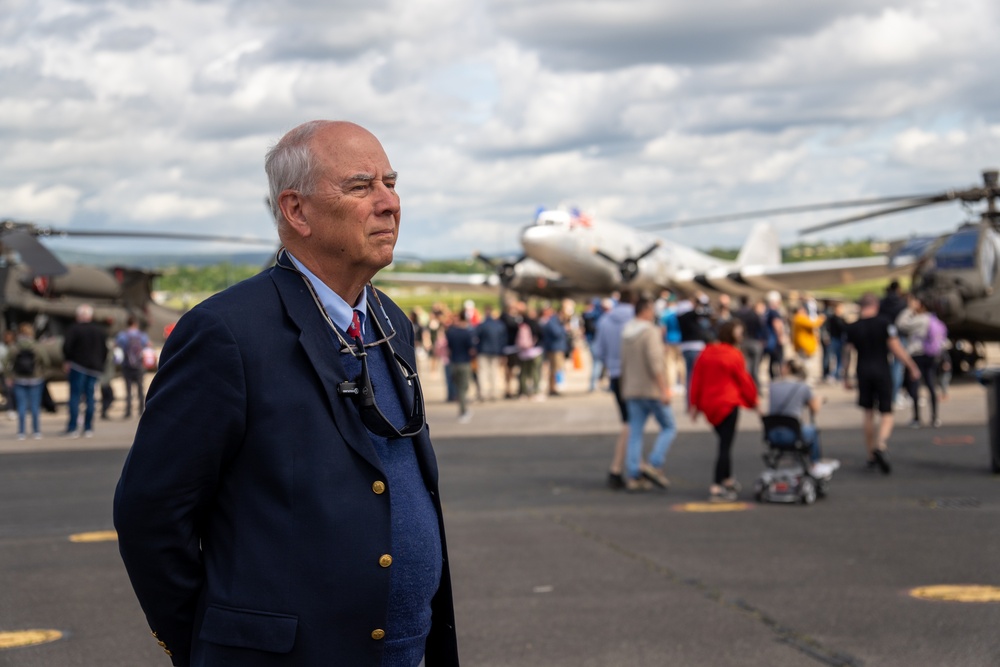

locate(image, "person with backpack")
[[115, 317, 150, 419], [896, 296, 945, 428], [4, 322, 50, 440]]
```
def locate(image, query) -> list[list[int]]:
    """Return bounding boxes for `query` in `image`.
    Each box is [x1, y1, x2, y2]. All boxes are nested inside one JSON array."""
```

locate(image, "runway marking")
[[673, 501, 752, 513], [541, 511, 862, 667], [68, 530, 118, 543], [918, 497, 980, 510], [910, 585, 1000, 603], [0, 629, 63, 650], [931, 435, 975, 446]]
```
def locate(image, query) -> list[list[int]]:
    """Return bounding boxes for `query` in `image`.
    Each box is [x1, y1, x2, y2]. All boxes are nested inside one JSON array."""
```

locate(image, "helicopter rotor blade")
[[637, 194, 933, 231], [797, 194, 956, 236], [0, 230, 69, 277], [634, 242, 661, 261], [33, 228, 277, 245]]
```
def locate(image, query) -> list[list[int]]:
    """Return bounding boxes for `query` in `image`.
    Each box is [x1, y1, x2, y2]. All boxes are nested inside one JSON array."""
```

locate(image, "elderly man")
[[62, 303, 108, 437], [114, 121, 459, 666]]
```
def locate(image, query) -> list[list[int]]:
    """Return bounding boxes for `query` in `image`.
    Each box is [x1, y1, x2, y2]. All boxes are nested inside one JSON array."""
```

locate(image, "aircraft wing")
[[373, 271, 499, 291], [673, 256, 913, 295]]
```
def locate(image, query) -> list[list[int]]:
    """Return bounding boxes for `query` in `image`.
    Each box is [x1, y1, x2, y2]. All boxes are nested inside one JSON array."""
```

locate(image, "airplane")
[[378, 204, 908, 303], [517, 207, 907, 298], [376, 255, 580, 300]]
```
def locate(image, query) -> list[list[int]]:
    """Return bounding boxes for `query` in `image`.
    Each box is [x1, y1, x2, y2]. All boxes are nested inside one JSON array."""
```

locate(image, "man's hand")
[[660, 387, 673, 405]]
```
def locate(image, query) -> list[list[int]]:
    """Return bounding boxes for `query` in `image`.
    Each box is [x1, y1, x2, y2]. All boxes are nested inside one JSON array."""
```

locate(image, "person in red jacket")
[[689, 319, 759, 502]]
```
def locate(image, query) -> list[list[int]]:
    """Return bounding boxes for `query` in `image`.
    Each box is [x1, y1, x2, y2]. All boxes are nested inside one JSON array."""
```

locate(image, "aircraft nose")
[[520, 223, 560, 255]]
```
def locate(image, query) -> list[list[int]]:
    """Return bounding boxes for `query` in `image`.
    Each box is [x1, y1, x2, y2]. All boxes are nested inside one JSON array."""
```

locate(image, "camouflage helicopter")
[[638, 169, 1000, 373], [0, 219, 275, 370], [794, 169, 1000, 373]]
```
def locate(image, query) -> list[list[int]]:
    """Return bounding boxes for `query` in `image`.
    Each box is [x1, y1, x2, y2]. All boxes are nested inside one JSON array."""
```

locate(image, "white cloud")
[[130, 193, 227, 221], [0, 0, 998, 262], [1, 183, 81, 221]]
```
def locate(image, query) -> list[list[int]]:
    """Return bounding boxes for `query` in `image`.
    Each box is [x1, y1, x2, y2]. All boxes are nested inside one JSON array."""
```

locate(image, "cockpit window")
[[933, 228, 979, 270]]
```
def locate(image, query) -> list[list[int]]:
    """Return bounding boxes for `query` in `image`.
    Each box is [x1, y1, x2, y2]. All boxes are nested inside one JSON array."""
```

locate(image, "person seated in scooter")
[[767, 359, 840, 478]]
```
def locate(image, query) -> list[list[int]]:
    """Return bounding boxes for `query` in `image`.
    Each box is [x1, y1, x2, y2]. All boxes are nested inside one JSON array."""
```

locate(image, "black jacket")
[[62, 321, 108, 373]]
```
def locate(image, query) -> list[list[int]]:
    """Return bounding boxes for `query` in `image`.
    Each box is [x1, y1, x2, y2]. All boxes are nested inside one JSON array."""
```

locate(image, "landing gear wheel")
[[799, 477, 817, 505]]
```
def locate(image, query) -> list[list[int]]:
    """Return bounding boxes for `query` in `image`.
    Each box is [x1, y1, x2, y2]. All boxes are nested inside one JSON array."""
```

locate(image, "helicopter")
[[640, 169, 1000, 372], [793, 169, 1000, 372], [0, 219, 275, 370]]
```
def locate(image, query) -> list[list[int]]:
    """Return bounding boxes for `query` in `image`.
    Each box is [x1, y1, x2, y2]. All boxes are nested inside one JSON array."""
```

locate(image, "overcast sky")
[[3, 0, 999, 260]]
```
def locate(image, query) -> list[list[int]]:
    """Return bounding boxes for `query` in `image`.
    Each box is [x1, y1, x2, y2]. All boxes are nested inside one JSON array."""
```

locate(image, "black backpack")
[[13, 347, 36, 377]]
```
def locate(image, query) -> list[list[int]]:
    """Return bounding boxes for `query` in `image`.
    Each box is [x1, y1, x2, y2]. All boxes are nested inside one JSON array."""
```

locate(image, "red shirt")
[[689, 343, 758, 425]]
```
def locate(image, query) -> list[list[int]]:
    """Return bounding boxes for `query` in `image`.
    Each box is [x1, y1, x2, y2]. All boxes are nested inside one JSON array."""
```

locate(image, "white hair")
[[766, 290, 782, 306], [264, 120, 330, 225]]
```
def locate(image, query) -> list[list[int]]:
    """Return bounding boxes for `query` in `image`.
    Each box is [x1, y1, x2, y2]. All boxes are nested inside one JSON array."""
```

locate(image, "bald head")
[[266, 121, 385, 227], [267, 120, 401, 303]]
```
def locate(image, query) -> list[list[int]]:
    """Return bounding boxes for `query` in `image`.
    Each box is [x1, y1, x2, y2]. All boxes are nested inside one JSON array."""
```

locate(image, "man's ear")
[[278, 190, 311, 238]]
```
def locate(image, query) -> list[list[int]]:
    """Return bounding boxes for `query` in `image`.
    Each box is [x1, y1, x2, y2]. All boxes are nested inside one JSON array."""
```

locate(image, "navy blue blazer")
[[114, 264, 459, 666]]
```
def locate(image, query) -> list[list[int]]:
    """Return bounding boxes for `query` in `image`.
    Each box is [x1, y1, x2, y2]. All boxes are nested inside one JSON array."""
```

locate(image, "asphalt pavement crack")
[[537, 510, 865, 667]]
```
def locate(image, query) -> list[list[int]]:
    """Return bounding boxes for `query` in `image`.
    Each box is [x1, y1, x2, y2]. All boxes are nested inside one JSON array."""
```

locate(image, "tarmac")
[[1, 355, 999, 666]]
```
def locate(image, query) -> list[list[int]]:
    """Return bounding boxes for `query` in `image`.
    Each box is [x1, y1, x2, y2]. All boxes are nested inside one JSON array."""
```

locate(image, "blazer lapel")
[[269, 266, 383, 472]]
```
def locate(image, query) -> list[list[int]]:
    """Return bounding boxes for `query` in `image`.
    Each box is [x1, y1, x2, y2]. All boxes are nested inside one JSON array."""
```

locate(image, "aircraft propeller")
[[474, 252, 526, 288], [593, 242, 661, 283]]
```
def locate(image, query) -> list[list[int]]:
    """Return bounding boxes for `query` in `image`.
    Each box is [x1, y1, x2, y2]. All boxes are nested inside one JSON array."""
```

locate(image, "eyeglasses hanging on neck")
[[275, 248, 426, 438]]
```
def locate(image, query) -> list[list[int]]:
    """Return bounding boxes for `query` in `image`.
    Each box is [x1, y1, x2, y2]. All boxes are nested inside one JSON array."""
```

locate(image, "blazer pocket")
[[199, 604, 298, 653]]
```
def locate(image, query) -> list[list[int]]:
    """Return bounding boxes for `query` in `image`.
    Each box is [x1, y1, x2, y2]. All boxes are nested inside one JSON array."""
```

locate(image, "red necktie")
[[347, 310, 361, 340]]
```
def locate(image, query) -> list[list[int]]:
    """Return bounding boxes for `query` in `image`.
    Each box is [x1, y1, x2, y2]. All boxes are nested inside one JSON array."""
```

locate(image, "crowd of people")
[[0, 304, 153, 440], [418, 279, 953, 501], [408, 298, 579, 422]]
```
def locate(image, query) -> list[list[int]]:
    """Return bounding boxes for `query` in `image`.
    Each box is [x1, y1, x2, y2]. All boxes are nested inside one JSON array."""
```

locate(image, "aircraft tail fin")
[[736, 223, 781, 267]]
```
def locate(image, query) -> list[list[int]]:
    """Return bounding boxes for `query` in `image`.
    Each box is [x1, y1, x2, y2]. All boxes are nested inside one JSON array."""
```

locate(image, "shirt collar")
[[286, 251, 367, 334]]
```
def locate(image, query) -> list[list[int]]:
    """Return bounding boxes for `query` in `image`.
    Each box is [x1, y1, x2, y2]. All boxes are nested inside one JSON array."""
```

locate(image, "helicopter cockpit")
[[913, 222, 1000, 325]]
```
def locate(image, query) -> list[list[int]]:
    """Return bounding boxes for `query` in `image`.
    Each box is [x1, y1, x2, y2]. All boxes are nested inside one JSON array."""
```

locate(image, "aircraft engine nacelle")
[[23, 265, 123, 299]]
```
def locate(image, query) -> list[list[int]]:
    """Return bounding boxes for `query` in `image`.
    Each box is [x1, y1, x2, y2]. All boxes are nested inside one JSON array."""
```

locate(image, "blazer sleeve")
[[113, 306, 247, 666]]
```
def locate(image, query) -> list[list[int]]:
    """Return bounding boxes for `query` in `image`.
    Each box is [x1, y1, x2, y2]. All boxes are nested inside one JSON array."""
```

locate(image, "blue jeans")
[[891, 336, 908, 401], [822, 337, 843, 379], [67, 369, 98, 433], [14, 382, 42, 435], [682, 348, 702, 399], [625, 398, 678, 479], [588, 340, 604, 391], [827, 337, 844, 380], [768, 424, 821, 462]]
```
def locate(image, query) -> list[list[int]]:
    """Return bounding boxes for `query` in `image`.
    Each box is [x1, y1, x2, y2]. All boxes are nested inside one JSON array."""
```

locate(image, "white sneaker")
[[16, 433, 25, 441], [810, 459, 840, 479], [457, 413, 472, 424], [32, 432, 42, 440], [83, 430, 94, 438]]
